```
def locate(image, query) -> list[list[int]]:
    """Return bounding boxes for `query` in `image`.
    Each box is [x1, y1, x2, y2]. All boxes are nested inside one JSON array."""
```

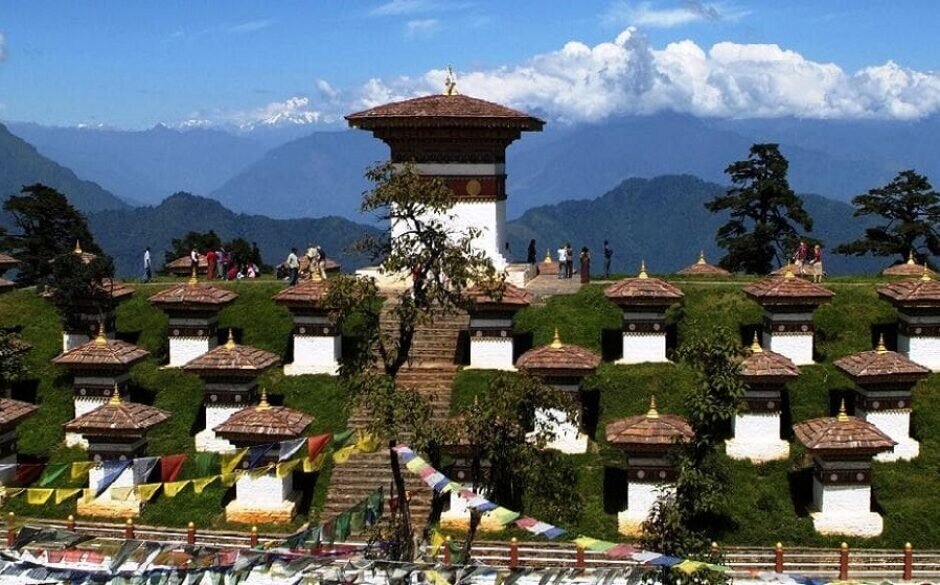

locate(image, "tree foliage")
[[164, 230, 222, 266], [0, 327, 30, 390], [834, 169, 940, 265], [706, 144, 814, 274], [46, 252, 116, 331], [2, 184, 101, 286]]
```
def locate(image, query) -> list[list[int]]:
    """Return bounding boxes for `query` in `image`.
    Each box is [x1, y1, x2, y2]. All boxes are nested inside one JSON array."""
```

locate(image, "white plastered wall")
[[469, 338, 515, 370], [618, 334, 667, 364], [286, 335, 341, 376], [726, 412, 789, 462]]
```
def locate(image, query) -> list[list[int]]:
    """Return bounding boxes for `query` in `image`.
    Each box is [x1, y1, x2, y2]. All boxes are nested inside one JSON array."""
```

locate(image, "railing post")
[[576, 546, 585, 569], [509, 537, 519, 568], [124, 518, 135, 539], [66, 515, 75, 531], [5, 513, 14, 548], [249, 526, 258, 548], [187, 521, 196, 545], [839, 542, 849, 581], [710, 541, 719, 560], [903, 542, 913, 581], [443, 536, 452, 564], [774, 542, 784, 573]]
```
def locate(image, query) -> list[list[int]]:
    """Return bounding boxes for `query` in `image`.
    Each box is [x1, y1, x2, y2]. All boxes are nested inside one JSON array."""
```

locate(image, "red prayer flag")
[[160, 454, 188, 483], [15, 463, 43, 486], [307, 434, 331, 460]]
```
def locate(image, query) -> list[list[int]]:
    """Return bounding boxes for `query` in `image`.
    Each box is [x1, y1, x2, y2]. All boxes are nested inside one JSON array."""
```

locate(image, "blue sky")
[[3, 1, 940, 128]]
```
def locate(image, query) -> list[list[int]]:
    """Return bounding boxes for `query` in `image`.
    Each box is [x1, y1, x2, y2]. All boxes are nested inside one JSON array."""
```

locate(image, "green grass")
[[0, 281, 347, 528]]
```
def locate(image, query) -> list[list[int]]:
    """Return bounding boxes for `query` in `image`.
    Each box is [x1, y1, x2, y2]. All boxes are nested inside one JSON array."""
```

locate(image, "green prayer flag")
[[335, 510, 351, 542], [349, 503, 365, 533], [193, 452, 219, 477], [332, 429, 354, 447], [38, 463, 70, 487]]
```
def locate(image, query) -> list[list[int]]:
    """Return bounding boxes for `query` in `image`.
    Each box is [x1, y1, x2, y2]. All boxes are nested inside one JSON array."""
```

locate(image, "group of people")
[[284, 244, 328, 286], [195, 244, 262, 281], [524, 239, 615, 282], [793, 240, 824, 283]]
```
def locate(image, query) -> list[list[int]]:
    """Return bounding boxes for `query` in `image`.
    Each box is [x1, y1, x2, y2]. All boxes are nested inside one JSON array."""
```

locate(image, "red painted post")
[[249, 526, 258, 548], [509, 537, 519, 568], [839, 542, 849, 581], [66, 515, 75, 531], [443, 536, 452, 564], [5, 513, 14, 548], [903, 542, 913, 581], [187, 521, 196, 545], [774, 542, 784, 573], [576, 546, 585, 569], [124, 518, 135, 539]]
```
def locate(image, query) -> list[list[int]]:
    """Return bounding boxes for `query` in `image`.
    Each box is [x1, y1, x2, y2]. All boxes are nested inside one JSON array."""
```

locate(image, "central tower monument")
[[346, 74, 544, 270]]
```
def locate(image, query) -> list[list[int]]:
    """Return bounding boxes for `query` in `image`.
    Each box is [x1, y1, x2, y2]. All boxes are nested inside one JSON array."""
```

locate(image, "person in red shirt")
[[206, 249, 217, 281]]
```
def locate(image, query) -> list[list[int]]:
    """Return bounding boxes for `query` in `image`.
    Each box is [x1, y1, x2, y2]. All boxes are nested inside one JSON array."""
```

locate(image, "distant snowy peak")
[[253, 109, 321, 127]]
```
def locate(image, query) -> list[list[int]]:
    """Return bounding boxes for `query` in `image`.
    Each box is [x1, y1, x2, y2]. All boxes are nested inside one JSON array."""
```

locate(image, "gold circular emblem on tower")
[[465, 179, 482, 197]]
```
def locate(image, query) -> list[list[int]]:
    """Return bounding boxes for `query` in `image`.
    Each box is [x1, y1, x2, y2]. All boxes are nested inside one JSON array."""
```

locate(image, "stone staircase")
[[320, 308, 467, 524]]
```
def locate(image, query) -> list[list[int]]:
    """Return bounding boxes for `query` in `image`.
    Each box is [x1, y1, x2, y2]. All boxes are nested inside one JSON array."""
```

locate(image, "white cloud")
[[370, 0, 435, 16], [604, 0, 743, 28], [0, 33, 6, 61], [345, 28, 940, 122], [405, 19, 440, 38], [226, 19, 275, 34]]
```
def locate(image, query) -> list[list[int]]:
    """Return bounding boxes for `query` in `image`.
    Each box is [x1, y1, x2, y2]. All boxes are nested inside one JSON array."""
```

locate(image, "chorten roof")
[[182, 330, 279, 375], [165, 255, 208, 275], [63, 392, 169, 437], [515, 329, 601, 376], [0, 398, 38, 428], [606, 396, 694, 449], [466, 283, 533, 311], [68, 241, 98, 265], [148, 272, 237, 310], [347, 94, 544, 130], [605, 262, 684, 304], [739, 334, 800, 380], [877, 270, 940, 306], [0, 254, 19, 272], [833, 336, 930, 383], [214, 390, 313, 443], [793, 401, 895, 456], [676, 251, 731, 277], [271, 275, 332, 308], [98, 279, 135, 300], [52, 325, 149, 369], [883, 254, 935, 277], [743, 272, 833, 305]]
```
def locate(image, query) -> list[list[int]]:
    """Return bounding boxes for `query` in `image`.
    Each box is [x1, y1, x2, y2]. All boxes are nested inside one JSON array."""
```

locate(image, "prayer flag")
[[647, 555, 683, 567], [249, 464, 273, 479], [303, 454, 326, 473], [335, 510, 351, 541], [70, 461, 93, 481], [488, 507, 520, 525], [405, 457, 429, 472], [193, 476, 218, 494], [278, 438, 306, 461], [355, 430, 380, 453], [37, 463, 69, 487], [133, 457, 160, 484], [110, 487, 134, 501], [26, 489, 53, 505], [160, 454, 187, 483], [2, 488, 24, 499], [15, 463, 43, 486], [221, 448, 248, 474], [675, 561, 707, 574], [425, 570, 450, 585], [163, 480, 191, 497], [136, 484, 161, 502], [430, 530, 445, 556], [276, 460, 300, 478], [332, 444, 356, 464], [193, 452, 219, 477], [219, 473, 237, 487], [306, 433, 331, 460], [96, 460, 131, 497], [332, 429, 354, 448], [246, 444, 274, 469]]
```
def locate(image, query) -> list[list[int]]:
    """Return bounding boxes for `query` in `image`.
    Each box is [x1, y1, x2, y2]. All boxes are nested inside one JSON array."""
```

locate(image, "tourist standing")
[[557, 244, 567, 279], [579, 247, 591, 284], [527, 239, 537, 264], [286, 248, 300, 286], [190, 247, 199, 273], [795, 240, 808, 275], [143, 247, 152, 282], [316, 246, 327, 279], [810, 244, 824, 283], [206, 248, 217, 281], [565, 243, 573, 279], [603, 240, 613, 278]]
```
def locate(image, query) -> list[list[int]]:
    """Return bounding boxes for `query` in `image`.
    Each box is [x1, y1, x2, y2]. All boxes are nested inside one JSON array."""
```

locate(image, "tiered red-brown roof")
[[148, 275, 238, 310], [466, 283, 533, 311], [182, 331, 279, 377], [793, 402, 895, 456], [0, 398, 38, 430], [347, 94, 544, 130], [214, 391, 313, 443], [739, 334, 800, 382], [605, 262, 684, 306], [0, 253, 19, 290], [63, 393, 169, 438], [606, 396, 694, 450], [165, 255, 209, 276], [676, 252, 731, 277], [52, 327, 149, 370], [877, 271, 940, 307], [68, 241, 99, 265], [97, 279, 135, 301], [882, 253, 935, 278], [516, 330, 601, 377], [833, 336, 930, 384], [743, 272, 834, 306], [271, 276, 332, 309]]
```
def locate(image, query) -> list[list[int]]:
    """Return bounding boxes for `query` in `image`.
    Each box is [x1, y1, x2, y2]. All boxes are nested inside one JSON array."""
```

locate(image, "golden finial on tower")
[[544, 249, 552, 264], [922, 262, 932, 282], [836, 398, 849, 422], [784, 265, 795, 278], [225, 329, 236, 350], [444, 65, 458, 96], [550, 327, 563, 349], [638, 260, 648, 279], [907, 250, 916, 265], [73, 240, 83, 255], [646, 395, 659, 419], [310, 264, 322, 281], [108, 383, 122, 406], [94, 322, 107, 347], [256, 388, 271, 411], [875, 333, 887, 354], [697, 250, 706, 265], [750, 331, 763, 353], [188, 264, 198, 285]]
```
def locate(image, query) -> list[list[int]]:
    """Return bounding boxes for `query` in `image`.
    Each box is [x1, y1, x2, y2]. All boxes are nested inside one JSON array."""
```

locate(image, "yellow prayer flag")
[[81, 488, 95, 502], [355, 430, 380, 453], [70, 461, 94, 481], [54, 488, 82, 505], [1, 488, 24, 500], [249, 464, 273, 479], [332, 444, 357, 464], [135, 484, 161, 502], [192, 476, 218, 494], [430, 530, 445, 556], [219, 473, 237, 487], [303, 454, 326, 473], [110, 487, 134, 501], [425, 570, 450, 585], [26, 489, 54, 505], [163, 480, 191, 497], [276, 460, 300, 478], [221, 448, 249, 474]]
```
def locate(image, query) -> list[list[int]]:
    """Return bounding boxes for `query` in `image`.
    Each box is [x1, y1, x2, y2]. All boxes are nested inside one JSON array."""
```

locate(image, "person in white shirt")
[[286, 248, 300, 286], [143, 247, 152, 282], [557, 245, 567, 279]]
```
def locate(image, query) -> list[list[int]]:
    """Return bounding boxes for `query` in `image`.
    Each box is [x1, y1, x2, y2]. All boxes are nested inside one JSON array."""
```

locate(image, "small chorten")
[[0, 397, 38, 485], [272, 272, 339, 376], [878, 267, 940, 370], [606, 396, 694, 536], [726, 332, 800, 462], [147, 267, 238, 366], [466, 283, 533, 370], [516, 328, 601, 454], [53, 323, 150, 448], [833, 334, 929, 461], [214, 390, 313, 524], [63, 391, 169, 518], [882, 251, 935, 278], [165, 254, 209, 277], [183, 329, 280, 453], [793, 400, 894, 537], [676, 251, 731, 277], [743, 272, 833, 365], [605, 261, 684, 364]]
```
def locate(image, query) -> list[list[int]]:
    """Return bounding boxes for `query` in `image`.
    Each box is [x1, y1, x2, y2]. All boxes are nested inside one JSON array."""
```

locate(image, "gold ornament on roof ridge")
[[646, 395, 659, 419], [750, 331, 763, 353], [875, 333, 888, 354], [94, 322, 107, 347], [837, 398, 849, 422], [550, 327, 563, 349], [444, 65, 458, 96], [225, 329, 236, 350], [638, 260, 648, 279], [697, 250, 706, 265]]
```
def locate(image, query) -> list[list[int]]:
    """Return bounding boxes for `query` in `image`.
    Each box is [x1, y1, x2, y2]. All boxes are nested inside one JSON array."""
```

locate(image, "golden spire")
[[224, 329, 236, 350], [875, 333, 887, 354], [73, 240, 83, 255], [550, 327, 563, 349], [646, 395, 659, 419], [543, 249, 552, 264], [697, 250, 706, 265], [94, 322, 107, 347], [922, 262, 932, 282], [108, 383, 122, 406], [784, 265, 795, 278], [638, 260, 648, 279], [444, 65, 458, 96], [836, 398, 849, 422], [310, 264, 322, 281], [750, 331, 763, 353], [188, 264, 198, 285], [256, 388, 271, 411], [907, 250, 916, 265]]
